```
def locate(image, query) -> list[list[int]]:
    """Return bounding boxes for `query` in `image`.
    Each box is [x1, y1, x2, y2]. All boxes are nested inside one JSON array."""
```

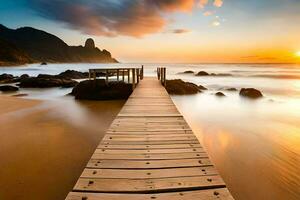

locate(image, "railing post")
[[117, 69, 119, 81], [137, 69, 140, 84], [127, 69, 130, 83], [141, 65, 144, 80], [157, 67, 161, 80], [163, 68, 167, 87], [122, 69, 125, 82], [132, 68, 136, 90], [105, 69, 109, 83]]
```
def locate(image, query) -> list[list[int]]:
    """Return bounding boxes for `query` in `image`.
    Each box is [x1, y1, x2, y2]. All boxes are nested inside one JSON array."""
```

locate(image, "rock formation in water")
[[239, 88, 263, 99], [165, 79, 201, 95], [71, 79, 132, 100], [0, 24, 118, 66]]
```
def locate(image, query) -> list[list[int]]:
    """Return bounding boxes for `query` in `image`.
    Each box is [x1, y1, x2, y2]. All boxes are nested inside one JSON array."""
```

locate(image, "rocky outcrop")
[[0, 24, 118, 65], [0, 85, 19, 92], [0, 73, 14, 83], [71, 80, 132, 100], [195, 71, 232, 77], [165, 79, 200, 95], [198, 85, 207, 90], [196, 71, 210, 76], [18, 77, 77, 88], [85, 38, 95, 49], [57, 70, 89, 79], [239, 88, 263, 99], [215, 92, 225, 97]]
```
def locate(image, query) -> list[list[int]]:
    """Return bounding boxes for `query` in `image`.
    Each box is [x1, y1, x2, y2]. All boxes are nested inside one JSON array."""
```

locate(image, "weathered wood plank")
[[95, 148, 204, 154], [66, 188, 234, 200], [91, 152, 208, 160], [87, 158, 212, 169], [97, 143, 202, 149], [81, 166, 218, 179], [73, 175, 225, 193]]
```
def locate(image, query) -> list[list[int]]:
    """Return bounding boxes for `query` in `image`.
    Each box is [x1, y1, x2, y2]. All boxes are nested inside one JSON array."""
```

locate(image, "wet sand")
[[0, 96, 125, 200]]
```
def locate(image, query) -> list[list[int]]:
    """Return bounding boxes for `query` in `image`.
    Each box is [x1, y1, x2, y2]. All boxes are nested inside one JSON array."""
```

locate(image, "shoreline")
[[0, 95, 125, 200]]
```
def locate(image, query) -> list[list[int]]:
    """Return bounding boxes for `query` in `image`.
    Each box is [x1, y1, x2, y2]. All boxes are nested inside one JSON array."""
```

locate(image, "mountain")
[[0, 24, 118, 66]]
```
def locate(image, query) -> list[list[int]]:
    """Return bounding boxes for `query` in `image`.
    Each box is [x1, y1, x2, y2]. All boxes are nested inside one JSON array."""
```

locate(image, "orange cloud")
[[30, 0, 225, 37], [214, 0, 223, 7], [198, 0, 208, 8], [204, 11, 214, 16]]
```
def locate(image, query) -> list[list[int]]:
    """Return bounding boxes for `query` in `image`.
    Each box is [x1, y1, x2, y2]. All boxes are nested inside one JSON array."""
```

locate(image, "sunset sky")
[[1, 0, 300, 63]]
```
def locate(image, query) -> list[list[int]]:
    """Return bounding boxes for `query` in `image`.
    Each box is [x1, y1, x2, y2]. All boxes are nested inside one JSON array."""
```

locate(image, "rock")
[[183, 70, 194, 74], [0, 85, 19, 92], [226, 87, 237, 91], [165, 79, 200, 95], [85, 38, 95, 49], [215, 92, 225, 97], [41, 62, 47, 65], [20, 74, 30, 79], [198, 85, 207, 90], [57, 70, 89, 79], [0, 73, 15, 83], [71, 79, 132, 100], [12, 93, 28, 97], [19, 77, 77, 88], [0, 73, 14, 81], [240, 88, 263, 99], [196, 71, 210, 76]]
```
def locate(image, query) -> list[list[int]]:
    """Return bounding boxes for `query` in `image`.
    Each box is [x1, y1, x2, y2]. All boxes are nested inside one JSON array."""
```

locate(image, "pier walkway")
[[66, 77, 234, 200]]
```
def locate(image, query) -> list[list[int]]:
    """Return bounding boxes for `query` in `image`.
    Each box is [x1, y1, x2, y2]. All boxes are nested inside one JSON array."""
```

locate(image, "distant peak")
[[0, 24, 9, 30], [85, 38, 95, 49]]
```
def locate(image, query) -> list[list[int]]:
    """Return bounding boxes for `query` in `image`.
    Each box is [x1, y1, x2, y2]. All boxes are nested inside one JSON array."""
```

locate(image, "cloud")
[[212, 21, 221, 26], [198, 0, 208, 8], [203, 11, 214, 16], [171, 29, 191, 34], [28, 0, 224, 37], [214, 0, 223, 7]]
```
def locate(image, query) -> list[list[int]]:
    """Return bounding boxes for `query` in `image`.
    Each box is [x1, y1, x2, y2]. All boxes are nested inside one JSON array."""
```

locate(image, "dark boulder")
[[20, 74, 29, 79], [196, 71, 210, 76], [71, 79, 132, 100], [0, 73, 14, 83], [215, 92, 225, 97], [183, 70, 194, 74], [240, 88, 263, 99], [19, 77, 77, 88], [226, 87, 237, 91], [41, 62, 47, 65], [165, 79, 200, 95], [0, 85, 19, 92], [57, 70, 89, 79], [198, 85, 207, 90]]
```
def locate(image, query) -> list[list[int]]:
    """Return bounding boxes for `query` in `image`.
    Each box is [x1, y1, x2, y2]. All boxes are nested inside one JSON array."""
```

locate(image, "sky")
[[1, 0, 300, 63]]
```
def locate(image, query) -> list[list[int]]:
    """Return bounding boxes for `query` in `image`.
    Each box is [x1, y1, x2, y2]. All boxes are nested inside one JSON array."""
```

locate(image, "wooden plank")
[[87, 158, 212, 169], [100, 140, 200, 145], [81, 166, 218, 179], [66, 188, 234, 200], [97, 144, 202, 149], [91, 152, 208, 160], [95, 148, 204, 154], [73, 175, 225, 193]]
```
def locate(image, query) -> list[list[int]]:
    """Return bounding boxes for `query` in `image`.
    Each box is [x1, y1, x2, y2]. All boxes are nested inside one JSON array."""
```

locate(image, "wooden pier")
[[65, 76, 234, 199]]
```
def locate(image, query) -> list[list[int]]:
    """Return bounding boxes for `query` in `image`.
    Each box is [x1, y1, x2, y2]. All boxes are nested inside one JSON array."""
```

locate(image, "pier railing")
[[89, 65, 144, 90], [157, 67, 167, 86]]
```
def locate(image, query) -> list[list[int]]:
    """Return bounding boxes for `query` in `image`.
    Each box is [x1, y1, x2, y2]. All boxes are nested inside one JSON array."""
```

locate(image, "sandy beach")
[[0, 95, 125, 200]]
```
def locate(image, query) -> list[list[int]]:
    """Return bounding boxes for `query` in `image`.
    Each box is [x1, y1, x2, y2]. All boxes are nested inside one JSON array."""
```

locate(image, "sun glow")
[[296, 51, 300, 57]]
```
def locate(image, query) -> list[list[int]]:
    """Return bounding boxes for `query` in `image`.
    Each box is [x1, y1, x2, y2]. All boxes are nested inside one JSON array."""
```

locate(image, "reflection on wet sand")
[[0, 96, 125, 200], [172, 94, 300, 200]]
